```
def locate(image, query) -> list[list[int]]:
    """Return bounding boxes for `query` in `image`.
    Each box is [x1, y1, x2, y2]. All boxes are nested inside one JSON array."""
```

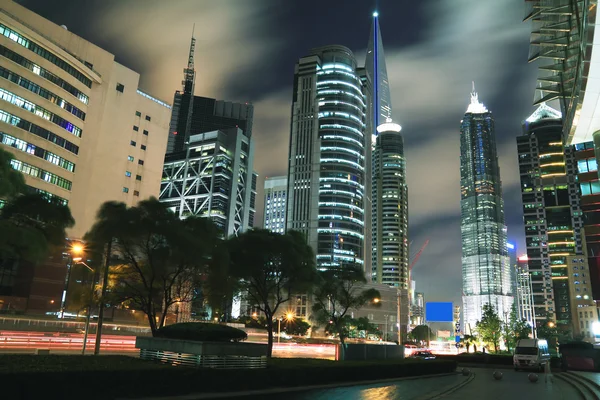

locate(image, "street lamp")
[[73, 256, 94, 355], [59, 242, 84, 319]]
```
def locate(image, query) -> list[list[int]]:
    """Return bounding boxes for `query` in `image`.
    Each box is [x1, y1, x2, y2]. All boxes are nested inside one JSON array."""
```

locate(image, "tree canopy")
[[503, 305, 531, 352], [225, 229, 316, 358], [0, 148, 74, 268], [476, 303, 502, 352], [409, 324, 434, 345], [311, 266, 380, 359], [84, 198, 219, 335]]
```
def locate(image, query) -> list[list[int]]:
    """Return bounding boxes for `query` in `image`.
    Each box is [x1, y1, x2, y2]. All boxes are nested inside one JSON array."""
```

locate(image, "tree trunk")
[[338, 328, 346, 361], [147, 307, 158, 336], [266, 317, 274, 359]]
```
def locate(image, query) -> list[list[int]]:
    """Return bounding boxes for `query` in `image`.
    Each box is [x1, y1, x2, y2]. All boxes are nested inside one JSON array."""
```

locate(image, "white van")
[[513, 338, 551, 371]]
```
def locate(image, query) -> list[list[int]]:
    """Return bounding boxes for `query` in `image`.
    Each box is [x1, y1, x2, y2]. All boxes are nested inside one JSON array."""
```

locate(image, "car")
[[410, 351, 436, 360]]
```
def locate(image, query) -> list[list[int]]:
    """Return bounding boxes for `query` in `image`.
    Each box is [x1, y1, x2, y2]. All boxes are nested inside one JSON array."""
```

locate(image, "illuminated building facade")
[[517, 103, 596, 340], [371, 121, 408, 288], [515, 256, 536, 329], [0, 1, 171, 313], [160, 128, 257, 237], [460, 87, 513, 329], [525, 0, 600, 145], [263, 176, 287, 234], [286, 45, 369, 270], [365, 12, 392, 129], [574, 141, 600, 303]]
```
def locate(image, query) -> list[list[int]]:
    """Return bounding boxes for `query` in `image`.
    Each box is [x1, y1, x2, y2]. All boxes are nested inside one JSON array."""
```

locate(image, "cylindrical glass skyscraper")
[[460, 88, 513, 330], [287, 46, 368, 270]]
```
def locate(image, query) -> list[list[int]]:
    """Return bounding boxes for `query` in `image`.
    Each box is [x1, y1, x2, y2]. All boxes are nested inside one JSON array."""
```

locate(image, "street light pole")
[[94, 239, 113, 356], [278, 318, 281, 343]]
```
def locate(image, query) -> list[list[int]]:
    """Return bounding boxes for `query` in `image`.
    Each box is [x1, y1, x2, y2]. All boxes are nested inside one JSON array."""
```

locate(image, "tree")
[[84, 198, 219, 335], [311, 266, 380, 360], [503, 305, 531, 352], [0, 148, 25, 200], [348, 316, 380, 339], [284, 317, 311, 336], [409, 325, 434, 346], [227, 229, 316, 358], [476, 303, 502, 352], [461, 334, 476, 353]]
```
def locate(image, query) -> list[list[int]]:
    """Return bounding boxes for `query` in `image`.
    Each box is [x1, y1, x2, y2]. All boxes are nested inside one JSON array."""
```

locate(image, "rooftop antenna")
[[182, 24, 196, 94]]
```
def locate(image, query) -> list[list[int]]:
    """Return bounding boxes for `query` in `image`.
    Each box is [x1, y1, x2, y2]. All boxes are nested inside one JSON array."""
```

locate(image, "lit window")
[[125, 171, 131, 177], [122, 187, 129, 193], [128, 156, 134, 162]]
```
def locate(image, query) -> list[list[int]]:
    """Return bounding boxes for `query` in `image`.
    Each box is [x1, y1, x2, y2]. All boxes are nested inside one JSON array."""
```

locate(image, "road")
[[0, 330, 337, 359], [231, 368, 581, 400]]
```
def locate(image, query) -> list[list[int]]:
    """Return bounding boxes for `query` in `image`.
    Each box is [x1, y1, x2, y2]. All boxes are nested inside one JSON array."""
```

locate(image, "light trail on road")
[[0, 330, 337, 359]]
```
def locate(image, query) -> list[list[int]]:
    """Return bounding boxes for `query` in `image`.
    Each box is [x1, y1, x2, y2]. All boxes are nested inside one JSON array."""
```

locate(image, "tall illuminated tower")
[[460, 85, 513, 330], [365, 11, 392, 129], [286, 46, 369, 270]]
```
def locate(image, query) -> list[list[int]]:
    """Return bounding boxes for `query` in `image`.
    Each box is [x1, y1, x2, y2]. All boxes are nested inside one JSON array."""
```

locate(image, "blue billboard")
[[425, 302, 453, 322]]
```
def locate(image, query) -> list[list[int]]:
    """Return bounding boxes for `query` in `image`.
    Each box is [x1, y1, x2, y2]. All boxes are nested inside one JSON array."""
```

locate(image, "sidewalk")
[[442, 368, 579, 400]]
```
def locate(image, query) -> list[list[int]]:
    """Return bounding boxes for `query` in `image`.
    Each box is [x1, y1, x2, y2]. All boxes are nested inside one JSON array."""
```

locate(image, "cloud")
[[92, 0, 282, 102]]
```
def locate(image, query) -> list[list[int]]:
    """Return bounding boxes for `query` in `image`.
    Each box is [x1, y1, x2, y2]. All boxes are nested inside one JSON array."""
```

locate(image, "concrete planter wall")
[[135, 336, 268, 369], [341, 343, 404, 361]]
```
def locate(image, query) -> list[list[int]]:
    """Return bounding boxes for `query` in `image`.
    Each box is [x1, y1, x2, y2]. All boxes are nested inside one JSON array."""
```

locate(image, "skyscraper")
[[525, 1, 599, 145], [515, 255, 535, 329], [263, 176, 287, 234], [166, 34, 253, 155], [365, 12, 392, 129], [371, 121, 408, 287], [460, 86, 513, 330], [160, 127, 256, 237], [517, 103, 597, 340], [286, 45, 369, 270], [0, 1, 172, 314]]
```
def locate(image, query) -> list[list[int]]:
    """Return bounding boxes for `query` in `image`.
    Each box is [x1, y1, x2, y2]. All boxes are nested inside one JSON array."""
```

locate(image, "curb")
[[416, 372, 475, 400], [121, 372, 460, 400], [554, 373, 588, 400]]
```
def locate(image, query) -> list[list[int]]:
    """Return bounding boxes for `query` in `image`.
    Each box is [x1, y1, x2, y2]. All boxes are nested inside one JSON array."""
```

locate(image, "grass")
[[0, 354, 456, 399]]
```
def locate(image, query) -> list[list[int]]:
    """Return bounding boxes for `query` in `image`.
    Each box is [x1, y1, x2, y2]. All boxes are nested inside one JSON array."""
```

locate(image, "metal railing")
[[139, 349, 267, 369]]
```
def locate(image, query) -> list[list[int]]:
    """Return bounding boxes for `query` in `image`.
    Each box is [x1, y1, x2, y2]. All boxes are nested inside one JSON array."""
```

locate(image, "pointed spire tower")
[[366, 11, 393, 131], [182, 25, 196, 95], [166, 27, 197, 154]]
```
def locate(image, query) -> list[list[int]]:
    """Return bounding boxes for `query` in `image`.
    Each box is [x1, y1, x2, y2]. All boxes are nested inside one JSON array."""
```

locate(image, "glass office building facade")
[[460, 89, 513, 329], [286, 46, 369, 270]]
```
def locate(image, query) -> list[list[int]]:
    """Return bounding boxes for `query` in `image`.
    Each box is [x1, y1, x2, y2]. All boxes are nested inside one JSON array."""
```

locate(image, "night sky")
[[20, 0, 538, 307]]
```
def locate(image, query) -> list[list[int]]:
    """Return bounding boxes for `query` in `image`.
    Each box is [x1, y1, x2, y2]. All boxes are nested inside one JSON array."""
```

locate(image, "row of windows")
[[124, 171, 142, 180], [0, 110, 78, 154], [0, 87, 82, 137], [27, 185, 68, 206], [0, 24, 92, 88], [0, 44, 89, 104], [10, 158, 71, 190], [130, 140, 147, 151], [578, 158, 598, 174], [0, 65, 86, 120], [132, 125, 149, 135], [0, 131, 75, 172], [122, 187, 140, 196], [580, 181, 600, 196], [134, 111, 152, 122]]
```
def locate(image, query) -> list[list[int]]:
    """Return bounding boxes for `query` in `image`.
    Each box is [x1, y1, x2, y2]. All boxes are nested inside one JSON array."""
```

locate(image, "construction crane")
[[409, 239, 429, 272]]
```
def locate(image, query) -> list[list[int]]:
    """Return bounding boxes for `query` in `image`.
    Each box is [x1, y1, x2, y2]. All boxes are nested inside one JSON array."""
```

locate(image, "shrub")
[[154, 322, 247, 342], [0, 356, 456, 399]]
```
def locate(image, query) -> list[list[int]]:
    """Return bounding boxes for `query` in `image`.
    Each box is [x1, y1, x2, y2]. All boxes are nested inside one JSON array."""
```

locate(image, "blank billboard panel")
[[425, 302, 453, 322]]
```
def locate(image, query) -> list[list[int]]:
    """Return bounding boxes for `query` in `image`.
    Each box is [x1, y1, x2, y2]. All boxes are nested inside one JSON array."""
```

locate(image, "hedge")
[[1, 355, 456, 399], [154, 322, 248, 342]]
